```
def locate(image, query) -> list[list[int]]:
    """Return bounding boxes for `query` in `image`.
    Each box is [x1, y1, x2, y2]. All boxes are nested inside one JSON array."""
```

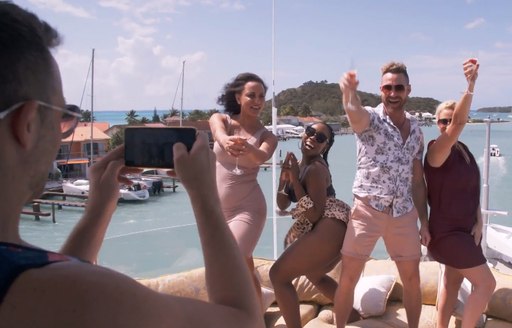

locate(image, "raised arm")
[[426, 58, 479, 167], [60, 146, 142, 262], [339, 70, 370, 133], [20, 134, 264, 328]]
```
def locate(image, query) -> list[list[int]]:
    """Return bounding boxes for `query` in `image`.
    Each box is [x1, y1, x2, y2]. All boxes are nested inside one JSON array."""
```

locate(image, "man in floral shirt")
[[334, 62, 431, 328]]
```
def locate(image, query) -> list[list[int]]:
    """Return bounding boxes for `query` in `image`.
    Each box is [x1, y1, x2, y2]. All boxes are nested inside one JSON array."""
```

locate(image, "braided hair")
[[308, 122, 335, 165]]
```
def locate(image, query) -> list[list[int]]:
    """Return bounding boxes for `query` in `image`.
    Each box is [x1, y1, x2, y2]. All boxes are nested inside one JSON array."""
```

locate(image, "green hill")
[[477, 106, 512, 113], [261, 80, 441, 124]]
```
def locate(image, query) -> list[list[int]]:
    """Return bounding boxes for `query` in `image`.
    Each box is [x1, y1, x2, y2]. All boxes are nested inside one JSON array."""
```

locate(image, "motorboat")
[[265, 124, 305, 140], [62, 179, 150, 201], [490, 144, 501, 157], [62, 179, 89, 196], [128, 175, 164, 195]]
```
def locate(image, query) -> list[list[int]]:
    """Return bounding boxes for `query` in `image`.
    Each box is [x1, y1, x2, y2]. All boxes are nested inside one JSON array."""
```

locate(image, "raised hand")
[[339, 70, 360, 111], [464, 58, 479, 84], [87, 145, 142, 213], [171, 132, 217, 193], [278, 152, 293, 195]]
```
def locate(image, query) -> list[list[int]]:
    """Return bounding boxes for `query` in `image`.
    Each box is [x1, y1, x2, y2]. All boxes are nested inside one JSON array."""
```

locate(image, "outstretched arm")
[[339, 70, 370, 134], [60, 146, 142, 262], [34, 134, 264, 328], [241, 130, 278, 165]]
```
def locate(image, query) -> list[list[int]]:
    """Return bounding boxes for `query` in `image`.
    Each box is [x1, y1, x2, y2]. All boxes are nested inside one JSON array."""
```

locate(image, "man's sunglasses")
[[437, 118, 452, 126], [305, 125, 328, 144], [0, 100, 81, 139], [381, 84, 406, 93]]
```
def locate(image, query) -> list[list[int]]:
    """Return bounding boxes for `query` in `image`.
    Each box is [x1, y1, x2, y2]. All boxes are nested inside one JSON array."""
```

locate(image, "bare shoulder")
[[0, 261, 179, 327], [209, 112, 226, 123], [305, 160, 330, 183], [309, 160, 330, 176], [0, 261, 258, 328]]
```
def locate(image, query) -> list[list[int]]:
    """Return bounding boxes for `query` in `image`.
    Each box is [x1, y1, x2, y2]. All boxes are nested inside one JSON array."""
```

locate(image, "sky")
[[14, 0, 512, 112]]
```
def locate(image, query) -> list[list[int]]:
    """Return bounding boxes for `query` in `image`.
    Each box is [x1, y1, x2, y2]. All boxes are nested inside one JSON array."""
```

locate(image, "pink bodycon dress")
[[213, 125, 267, 257]]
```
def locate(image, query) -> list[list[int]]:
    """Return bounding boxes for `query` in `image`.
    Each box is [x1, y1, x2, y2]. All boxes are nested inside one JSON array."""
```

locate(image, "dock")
[[23, 192, 88, 223]]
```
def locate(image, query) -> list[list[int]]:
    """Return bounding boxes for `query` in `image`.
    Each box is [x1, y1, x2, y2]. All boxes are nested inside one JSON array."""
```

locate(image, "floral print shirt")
[[352, 104, 424, 217]]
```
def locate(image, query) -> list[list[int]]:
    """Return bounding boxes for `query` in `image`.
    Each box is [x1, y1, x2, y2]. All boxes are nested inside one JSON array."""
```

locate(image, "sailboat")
[[170, 60, 185, 126]]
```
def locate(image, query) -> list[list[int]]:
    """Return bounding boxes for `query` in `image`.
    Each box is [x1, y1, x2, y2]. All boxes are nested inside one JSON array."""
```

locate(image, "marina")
[[19, 114, 512, 279]]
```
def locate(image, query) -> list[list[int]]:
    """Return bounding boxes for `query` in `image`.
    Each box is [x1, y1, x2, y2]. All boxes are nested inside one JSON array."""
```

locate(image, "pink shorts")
[[341, 198, 421, 261]]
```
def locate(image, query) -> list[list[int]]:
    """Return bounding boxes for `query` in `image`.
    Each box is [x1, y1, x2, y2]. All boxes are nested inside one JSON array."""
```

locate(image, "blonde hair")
[[435, 100, 456, 119]]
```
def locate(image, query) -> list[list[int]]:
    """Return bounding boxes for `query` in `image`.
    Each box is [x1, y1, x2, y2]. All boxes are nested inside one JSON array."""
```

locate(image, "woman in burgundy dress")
[[424, 58, 495, 328]]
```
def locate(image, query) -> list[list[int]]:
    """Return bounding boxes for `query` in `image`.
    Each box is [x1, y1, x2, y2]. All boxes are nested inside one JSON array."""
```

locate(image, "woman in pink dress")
[[209, 72, 278, 307], [424, 59, 496, 327]]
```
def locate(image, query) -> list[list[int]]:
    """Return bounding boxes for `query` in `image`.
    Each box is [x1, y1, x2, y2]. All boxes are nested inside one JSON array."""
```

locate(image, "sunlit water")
[[19, 114, 512, 279]]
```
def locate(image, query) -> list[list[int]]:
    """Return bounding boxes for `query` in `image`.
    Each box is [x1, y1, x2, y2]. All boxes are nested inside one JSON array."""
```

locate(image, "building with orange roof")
[[57, 122, 111, 178]]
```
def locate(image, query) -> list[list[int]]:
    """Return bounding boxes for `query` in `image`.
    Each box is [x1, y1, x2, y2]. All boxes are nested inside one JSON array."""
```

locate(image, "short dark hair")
[[381, 61, 409, 84], [217, 72, 268, 115], [0, 1, 62, 110]]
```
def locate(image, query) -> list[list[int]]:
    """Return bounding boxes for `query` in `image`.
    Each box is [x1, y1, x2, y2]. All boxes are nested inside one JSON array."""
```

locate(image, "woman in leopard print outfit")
[[270, 122, 350, 328]]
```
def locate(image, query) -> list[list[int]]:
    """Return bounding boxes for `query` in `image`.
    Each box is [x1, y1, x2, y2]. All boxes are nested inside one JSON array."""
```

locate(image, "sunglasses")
[[305, 125, 328, 144], [437, 118, 452, 126], [381, 84, 406, 93], [0, 100, 81, 139]]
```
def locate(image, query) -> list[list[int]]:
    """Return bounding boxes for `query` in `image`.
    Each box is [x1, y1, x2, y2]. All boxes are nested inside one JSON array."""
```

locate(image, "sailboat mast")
[[180, 60, 185, 127], [90, 48, 95, 167], [271, 0, 278, 259]]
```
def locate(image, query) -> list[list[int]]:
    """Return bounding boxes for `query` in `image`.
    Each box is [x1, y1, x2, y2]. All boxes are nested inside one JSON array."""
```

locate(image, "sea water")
[[19, 112, 512, 279]]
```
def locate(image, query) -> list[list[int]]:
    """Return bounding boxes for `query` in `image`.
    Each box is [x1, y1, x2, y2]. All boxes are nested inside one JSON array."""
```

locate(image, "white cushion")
[[353, 274, 396, 318], [261, 286, 276, 311]]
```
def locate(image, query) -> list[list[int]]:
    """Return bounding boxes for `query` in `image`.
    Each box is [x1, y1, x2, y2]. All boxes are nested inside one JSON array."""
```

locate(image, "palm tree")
[[152, 107, 161, 123], [125, 110, 140, 125], [80, 109, 95, 122]]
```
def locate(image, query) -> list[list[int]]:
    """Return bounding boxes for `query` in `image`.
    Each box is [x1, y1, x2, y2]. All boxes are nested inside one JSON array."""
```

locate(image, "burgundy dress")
[[424, 140, 486, 269]]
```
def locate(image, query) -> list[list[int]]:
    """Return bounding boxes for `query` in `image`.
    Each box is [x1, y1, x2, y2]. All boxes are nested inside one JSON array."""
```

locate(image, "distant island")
[[477, 106, 512, 113], [258, 81, 510, 124]]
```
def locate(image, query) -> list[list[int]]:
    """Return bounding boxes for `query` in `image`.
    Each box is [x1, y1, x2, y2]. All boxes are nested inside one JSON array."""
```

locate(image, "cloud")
[[99, 0, 132, 12], [219, 1, 246, 11], [408, 32, 431, 42], [495, 41, 512, 49], [118, 17, 158, 37], [465, 17, 485, 29], [198, 0, 245, 10], [28, 0, 92, 18]]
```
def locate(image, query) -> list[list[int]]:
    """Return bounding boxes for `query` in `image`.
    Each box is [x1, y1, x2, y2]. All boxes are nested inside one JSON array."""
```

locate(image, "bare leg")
[[459, 264, 496, 328], [270, 219, 346, 328], [437, 266, 463, 328], [246, 256, 263, 312], [395, 259, 422, 328], [334, 255, 366, 328], [306, 255, 340, 300]]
